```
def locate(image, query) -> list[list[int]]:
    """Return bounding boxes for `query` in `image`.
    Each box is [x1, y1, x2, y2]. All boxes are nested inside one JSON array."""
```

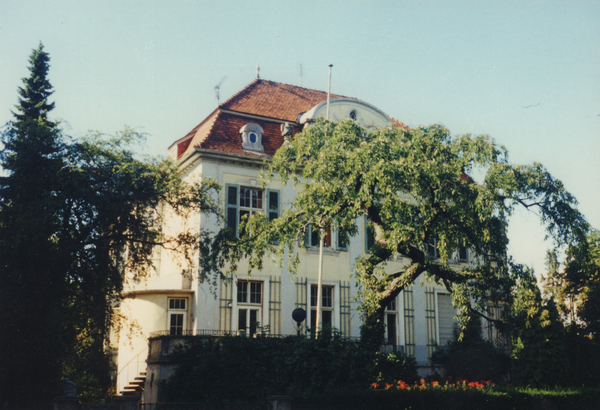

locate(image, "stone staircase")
[[119, 371, 146, 397]]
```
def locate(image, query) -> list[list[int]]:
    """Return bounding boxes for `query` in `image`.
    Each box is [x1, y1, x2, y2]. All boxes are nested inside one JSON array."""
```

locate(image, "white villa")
[[114, 79, 472, 402]]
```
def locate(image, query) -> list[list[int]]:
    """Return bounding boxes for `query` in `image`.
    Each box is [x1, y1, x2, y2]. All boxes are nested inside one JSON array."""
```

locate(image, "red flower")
[[385, 383, 393, 390], [371, 383, 379, 389]]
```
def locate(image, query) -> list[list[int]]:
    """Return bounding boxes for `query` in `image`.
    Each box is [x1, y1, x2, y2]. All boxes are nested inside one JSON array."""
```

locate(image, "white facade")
[[115, 80, 467, 396]]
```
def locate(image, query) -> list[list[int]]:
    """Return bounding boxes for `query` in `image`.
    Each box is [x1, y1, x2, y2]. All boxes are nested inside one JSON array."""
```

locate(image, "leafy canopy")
[[204, 115, 587, 332], [0, 44, 220, 407]]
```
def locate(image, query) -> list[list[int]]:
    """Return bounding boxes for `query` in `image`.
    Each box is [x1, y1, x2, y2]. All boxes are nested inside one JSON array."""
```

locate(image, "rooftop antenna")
[[256, 63, 260, 79], [214, 76, 226, 106]]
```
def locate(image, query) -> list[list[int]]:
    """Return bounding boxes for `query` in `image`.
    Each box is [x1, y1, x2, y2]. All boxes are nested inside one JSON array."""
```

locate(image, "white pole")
[[326, 64, 332, 121], [316, 227, 325, 338]]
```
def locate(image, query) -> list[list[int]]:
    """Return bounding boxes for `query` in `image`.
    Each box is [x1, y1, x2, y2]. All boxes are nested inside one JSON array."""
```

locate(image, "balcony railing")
[[148, 328, 361, 342]]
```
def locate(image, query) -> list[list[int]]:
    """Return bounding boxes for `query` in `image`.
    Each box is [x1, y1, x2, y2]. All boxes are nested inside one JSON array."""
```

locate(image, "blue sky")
[[1, 0, 599, 277]]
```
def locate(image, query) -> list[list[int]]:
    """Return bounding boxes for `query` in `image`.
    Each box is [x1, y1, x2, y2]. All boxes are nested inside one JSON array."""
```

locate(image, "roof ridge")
[[221, 78, 348, 109], [197, 110, 221, 149], [220, 78, 261, 108], [169, 108, 219, 149]]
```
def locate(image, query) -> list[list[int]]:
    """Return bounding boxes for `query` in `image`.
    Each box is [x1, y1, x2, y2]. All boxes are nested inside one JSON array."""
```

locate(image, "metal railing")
[[116, 347, 147, 395], [149, 329, 362, 341]]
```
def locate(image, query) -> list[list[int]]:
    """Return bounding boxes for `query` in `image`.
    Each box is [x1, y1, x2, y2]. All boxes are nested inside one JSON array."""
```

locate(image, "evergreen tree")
[[0, 43, 68, 409], [511, 267, 569, 386], [1, 45, 221, 409]]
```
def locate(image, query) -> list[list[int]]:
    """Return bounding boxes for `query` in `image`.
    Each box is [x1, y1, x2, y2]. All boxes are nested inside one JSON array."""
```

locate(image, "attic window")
[[349, 111, 357, 121], [240, 123, 264, 152]]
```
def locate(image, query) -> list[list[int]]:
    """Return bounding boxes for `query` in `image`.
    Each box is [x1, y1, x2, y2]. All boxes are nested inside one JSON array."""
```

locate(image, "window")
[[304, 224, 331, 248], [385, 297, 398, 345], [349, 110, 357, 121], [237, 280, 262, 336], [239, 123, 264, 152], [310, 284, 334, 329], [427, 237, 440, 259], [365, 218, 375, 253], [168, 298, 188, 336], [337, 228, 347, 251], [459, 246, 468, 262], [226, 184, 279, 237], [237, 280, 262, 304]]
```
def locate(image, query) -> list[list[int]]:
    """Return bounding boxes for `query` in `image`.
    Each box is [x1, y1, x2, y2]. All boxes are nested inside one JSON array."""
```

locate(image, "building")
[[115, 79, 469, 401]]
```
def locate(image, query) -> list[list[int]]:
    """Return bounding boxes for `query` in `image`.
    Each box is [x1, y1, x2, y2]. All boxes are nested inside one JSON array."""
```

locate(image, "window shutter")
[[267, 189, 280, 244], [226, 184, 239, 237], [267, 189, 280, 221]]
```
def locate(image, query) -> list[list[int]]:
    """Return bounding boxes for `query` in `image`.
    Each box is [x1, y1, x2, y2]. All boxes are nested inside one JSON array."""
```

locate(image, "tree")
[[510, 267, 569, 386], [0, 43, 69, 409], [203, 118, 588, 344], [0, 45, 220, 409], [541, 230, 600, 387]]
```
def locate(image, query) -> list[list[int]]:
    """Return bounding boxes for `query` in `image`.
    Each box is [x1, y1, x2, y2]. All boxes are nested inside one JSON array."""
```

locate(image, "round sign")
[[292, 308, 306, 324]]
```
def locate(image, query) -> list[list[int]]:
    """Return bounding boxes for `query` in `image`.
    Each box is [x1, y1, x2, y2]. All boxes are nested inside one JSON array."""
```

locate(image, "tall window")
[[427, 237, 440, 259], [168, 298, 188, 336], [385, 297, 398, 345], [237, 280, 262, 336], [310, 284, 334, 329], [337, 228, 348, 250], [304, 224, 331, 248], [365, 218, 375, 253], [226, 185, 279, 237], [459, 246, 468, 262]]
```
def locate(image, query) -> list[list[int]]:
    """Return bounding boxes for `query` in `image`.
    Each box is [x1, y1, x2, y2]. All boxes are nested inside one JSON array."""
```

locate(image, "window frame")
[[226, 184, 280, 238], [167, 297, 188, 336], [310, 284, 335, 330], [236, 279, 264, 336]]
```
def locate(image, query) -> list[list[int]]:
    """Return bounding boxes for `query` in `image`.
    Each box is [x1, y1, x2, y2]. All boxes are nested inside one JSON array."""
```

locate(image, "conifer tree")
[[0, 43, 68, 409], [1, 44, 221, 408]]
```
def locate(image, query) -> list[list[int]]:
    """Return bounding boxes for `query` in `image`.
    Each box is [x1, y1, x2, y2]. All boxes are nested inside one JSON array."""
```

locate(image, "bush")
[[161, 332, 416, 401], [432, 318, 510, 383]]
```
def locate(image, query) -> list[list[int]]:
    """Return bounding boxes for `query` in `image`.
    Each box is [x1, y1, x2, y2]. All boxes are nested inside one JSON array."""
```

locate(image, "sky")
[[1, 0, 599, 278]]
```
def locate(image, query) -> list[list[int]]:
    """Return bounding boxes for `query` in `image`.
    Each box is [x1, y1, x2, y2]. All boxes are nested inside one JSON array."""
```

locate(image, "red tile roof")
[[220, 79, 344, 122], [175, 79, 407, 160]]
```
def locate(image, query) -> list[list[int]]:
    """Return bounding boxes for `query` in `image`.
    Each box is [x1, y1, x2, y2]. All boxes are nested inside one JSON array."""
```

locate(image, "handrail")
[[116, 347, 148, 394]]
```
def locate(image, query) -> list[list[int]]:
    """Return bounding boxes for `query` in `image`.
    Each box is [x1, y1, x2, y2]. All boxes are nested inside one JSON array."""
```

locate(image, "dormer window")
[[240, 123, 264, 152]]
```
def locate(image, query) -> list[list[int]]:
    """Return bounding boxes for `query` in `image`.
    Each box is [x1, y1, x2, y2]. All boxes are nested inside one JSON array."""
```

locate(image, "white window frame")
[[309, 283, 337, 331], [240, 123, 264, 152], [167, 297, 188, 336], [384, 296, 399, 346], [234, 278, 266, 336], [226, 184, 279, 238]]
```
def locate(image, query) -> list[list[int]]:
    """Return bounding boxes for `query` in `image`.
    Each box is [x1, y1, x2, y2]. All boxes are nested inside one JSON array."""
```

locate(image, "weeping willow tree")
[[202, 118, 588, 345]]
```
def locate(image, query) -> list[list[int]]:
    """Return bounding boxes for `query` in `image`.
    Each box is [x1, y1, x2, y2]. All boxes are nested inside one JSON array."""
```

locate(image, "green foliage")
[[0, 44, 220, 408], [161, 334, 416, 402], [432, 317, 510, 382], [289, 387, 600, 410], [202, 117, 587, 338], [510, 267, 569, 386]]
